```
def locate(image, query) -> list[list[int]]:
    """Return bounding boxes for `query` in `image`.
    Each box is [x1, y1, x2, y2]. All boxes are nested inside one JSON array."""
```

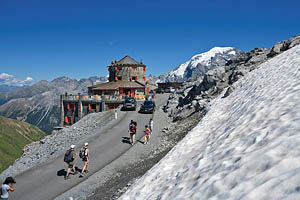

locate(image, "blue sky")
[[0, 0, 299, 85]]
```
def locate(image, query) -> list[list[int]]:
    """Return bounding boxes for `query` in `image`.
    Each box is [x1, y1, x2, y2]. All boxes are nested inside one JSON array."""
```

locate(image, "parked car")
[[139, 100, 156, 114], [122, 97, 137, 111]]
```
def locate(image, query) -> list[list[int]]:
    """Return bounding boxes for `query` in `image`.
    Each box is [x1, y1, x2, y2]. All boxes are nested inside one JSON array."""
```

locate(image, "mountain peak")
[[159, 47, 240, 83]]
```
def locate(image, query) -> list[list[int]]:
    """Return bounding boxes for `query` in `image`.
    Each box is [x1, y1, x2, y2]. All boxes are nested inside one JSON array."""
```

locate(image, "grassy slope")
[[0, 116, 46, 173]]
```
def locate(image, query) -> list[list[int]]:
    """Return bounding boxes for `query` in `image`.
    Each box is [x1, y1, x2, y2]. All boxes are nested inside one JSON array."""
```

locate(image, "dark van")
[[139, 100, 156, 114], [123, 97, 137, 111]]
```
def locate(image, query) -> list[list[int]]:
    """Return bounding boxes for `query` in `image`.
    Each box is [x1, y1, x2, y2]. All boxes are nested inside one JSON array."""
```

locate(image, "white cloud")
[[0, 72, 35, 86]]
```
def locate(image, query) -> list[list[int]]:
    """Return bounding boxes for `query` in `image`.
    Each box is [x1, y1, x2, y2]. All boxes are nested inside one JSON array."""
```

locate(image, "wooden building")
[[88, 55, 149, 99], [60, 55, 150, 127], [157, 82, 183, 93]]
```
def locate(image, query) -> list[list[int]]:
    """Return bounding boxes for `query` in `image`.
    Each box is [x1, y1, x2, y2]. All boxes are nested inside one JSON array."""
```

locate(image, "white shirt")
[[149, 120, 153, 129], [1, 184, 10, 198]]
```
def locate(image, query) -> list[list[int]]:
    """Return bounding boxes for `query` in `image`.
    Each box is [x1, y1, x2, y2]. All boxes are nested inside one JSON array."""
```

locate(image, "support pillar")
[[96, 104, 100, 112], [101, 96, 106, 112], [60, 95, 64, 127], [78, 95, 83, 120]]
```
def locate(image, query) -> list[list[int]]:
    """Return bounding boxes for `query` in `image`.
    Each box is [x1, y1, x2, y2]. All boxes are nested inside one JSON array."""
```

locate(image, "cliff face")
[[0, 115, 46, 173]]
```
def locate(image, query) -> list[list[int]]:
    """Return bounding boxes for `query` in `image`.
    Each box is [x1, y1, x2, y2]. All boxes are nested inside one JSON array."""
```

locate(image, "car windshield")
[[125, 98, 134, 103], [143, 101, 153, 106]]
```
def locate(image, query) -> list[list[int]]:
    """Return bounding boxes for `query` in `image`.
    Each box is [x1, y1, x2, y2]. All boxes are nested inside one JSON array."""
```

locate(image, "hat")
[[70, 145, 76, 149], [84, 142, 88, 146], [4, 177, 16, 184]]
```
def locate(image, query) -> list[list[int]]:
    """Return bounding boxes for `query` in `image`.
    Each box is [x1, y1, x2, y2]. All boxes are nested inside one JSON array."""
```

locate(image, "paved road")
[[10, 94, 168, 200]]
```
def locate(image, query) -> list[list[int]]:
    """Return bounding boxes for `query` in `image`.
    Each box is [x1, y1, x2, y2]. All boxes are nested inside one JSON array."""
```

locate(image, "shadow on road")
[[57, 169, 66, 177], [122, 136, 131, 145], [137, 140, 145, 144]]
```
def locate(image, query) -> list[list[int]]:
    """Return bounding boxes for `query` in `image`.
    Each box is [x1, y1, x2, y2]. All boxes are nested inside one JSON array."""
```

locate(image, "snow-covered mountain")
[[158, 47, 240, 83], [120, 45, 300, 199]]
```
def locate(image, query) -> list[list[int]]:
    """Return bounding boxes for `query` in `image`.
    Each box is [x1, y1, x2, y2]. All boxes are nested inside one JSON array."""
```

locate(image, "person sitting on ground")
[[144, 125, 151, 144], [79, 143, 90, 178], [128, 120, 137, 145], [64, 145, 78, 180], [1, 176, 16, 200]]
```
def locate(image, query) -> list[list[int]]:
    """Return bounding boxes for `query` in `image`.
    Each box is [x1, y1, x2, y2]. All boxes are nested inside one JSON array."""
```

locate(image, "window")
[[132, 76, 137, 81]]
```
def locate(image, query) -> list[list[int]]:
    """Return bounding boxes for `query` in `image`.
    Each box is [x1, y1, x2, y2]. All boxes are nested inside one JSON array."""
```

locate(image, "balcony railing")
[[62, 95, 102, 101]]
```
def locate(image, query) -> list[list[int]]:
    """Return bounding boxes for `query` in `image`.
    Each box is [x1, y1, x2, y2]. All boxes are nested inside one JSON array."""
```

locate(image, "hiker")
[[149, 118, 153, 135], [128, 120, 137, 145], [79, 143, 90, 178], [114, 109, 118, 120], [64, 145, 78, 180], [144, 125, 151, 144], [1, 177, 16, 200]]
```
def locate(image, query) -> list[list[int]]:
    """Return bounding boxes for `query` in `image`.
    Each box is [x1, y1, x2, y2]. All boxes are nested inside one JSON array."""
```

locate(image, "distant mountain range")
[[0, 115, 45, 173], [0, 76, 106, 133], [157, 47, 240, 83], [0, 85, 27, 92]]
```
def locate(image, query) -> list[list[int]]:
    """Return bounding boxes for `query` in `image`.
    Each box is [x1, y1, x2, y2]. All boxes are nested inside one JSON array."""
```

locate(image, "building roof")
[[108, 55, 145, 67], [118, 55, 139, 65], [90, 81, 145, 91]]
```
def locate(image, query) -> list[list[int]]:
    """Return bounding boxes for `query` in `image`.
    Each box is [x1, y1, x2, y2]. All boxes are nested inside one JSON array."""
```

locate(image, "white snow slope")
[[120, 45, 300, 200], [168, 47, 236, 77]]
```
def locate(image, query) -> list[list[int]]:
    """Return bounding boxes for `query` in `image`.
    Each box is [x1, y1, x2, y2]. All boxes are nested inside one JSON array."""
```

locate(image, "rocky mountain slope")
[[120, 38, 300, 200], [0, 76, 106, 133], [163, 35, 300, 122], [0, 116, 45, 173], [158, 47, 240, 83]]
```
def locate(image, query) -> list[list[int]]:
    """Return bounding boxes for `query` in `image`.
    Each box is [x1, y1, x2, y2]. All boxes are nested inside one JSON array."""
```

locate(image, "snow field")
[[120, 45, 300, 200]]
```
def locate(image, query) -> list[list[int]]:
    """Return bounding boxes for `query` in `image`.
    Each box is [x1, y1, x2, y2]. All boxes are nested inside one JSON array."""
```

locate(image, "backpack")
[[79, 149, 85, 159], [130, 124, 136, 133], [64, 149, 73, 162]]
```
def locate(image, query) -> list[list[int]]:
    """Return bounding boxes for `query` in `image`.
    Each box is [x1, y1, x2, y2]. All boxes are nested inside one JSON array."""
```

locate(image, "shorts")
[[0, 198, 9, 200], [82, 157, 88, 162], [67, 161, 74, 168], [130, 132, 136, 136]]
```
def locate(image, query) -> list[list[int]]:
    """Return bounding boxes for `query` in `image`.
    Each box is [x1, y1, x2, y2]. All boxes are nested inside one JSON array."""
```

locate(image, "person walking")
[[149, 118, 153, 135], [1, 177, 16, 200], [64, 145, 78, 180], [128, 120, 137, 145], [114, 109, 118, 120], [144, 125, 151, 144], [79, 143, 90, 178]]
